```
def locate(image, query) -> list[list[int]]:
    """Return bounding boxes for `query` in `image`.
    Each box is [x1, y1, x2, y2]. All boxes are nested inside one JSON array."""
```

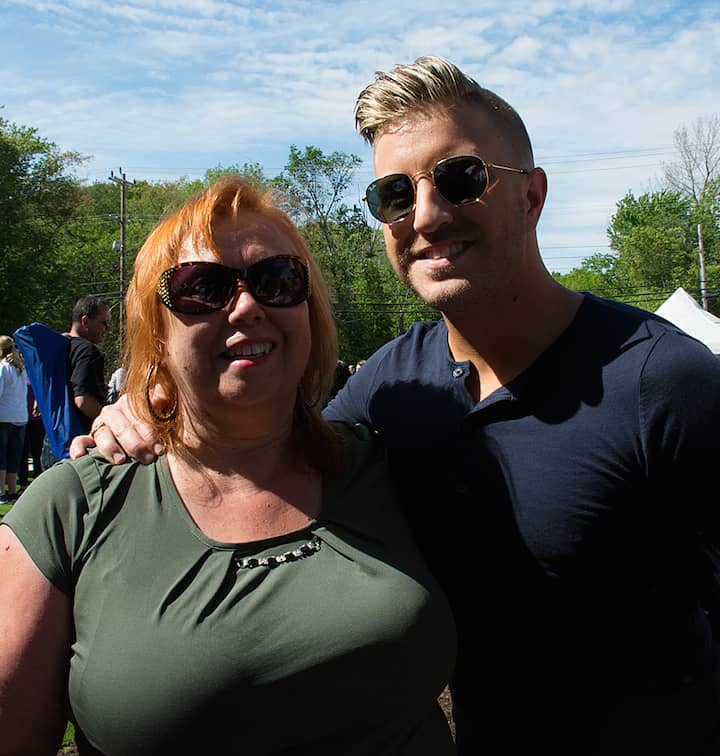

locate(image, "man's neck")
[[444, 278, 583, 401]]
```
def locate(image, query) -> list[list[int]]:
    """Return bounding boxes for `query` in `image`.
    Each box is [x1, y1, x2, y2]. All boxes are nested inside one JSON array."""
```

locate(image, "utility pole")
[[698, 223, 709, 311], [108, 168, 135, 347]]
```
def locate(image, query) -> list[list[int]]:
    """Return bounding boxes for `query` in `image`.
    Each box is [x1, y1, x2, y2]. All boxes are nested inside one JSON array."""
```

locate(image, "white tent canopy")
[[655, 287, 720, 356]]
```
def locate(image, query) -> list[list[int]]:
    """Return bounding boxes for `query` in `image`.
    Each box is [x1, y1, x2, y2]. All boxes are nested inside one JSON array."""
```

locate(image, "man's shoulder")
[[369, 318, 447, 365], [69, 334, 98, 349], [69, 335, 101, 359], [574, 293, 720, 384], [323, 319, 449, 424], [578, 293, 709, 350]]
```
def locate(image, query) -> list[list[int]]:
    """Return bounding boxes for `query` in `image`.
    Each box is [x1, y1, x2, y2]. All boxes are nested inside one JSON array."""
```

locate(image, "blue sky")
[[2, 0, 718, 273]]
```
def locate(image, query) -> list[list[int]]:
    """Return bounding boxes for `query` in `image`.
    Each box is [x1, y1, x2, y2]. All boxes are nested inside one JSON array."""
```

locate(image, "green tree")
[[0, 116, 86, 332], [553, 253, 632, 299], [663, 114, 720, 309], [205, 162, 269, 191], [559, 115, 720, 313], [603, 190, 698, 309]]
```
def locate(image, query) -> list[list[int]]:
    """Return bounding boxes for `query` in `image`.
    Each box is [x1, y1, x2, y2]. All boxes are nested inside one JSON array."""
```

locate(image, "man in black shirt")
[[38, 296, 110, 469], [67, 296, 111, 432]]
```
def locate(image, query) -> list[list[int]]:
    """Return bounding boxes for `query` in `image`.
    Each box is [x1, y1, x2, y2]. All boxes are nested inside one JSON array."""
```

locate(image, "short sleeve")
[[639, 330, 720, 533], [70, 342, 98, 395], [324, 353, 380, 425], [1, 457, 101, 594]]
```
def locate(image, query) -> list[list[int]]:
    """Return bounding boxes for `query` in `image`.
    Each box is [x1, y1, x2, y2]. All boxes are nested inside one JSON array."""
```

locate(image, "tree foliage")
[[0, 116, 86, 333], [608, 191, 696, 293], [556, 114, 720, 314]]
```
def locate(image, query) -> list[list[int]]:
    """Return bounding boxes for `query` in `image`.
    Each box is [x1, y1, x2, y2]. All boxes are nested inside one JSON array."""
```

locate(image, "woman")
[[0, 177, 456, 755], [0, 335, 28, 503]]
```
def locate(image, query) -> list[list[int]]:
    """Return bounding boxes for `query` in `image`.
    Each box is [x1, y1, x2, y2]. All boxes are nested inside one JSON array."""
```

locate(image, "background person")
[[17, 384, 45, 488], [0, 335, 28, 503], [0, 176, 456, 755], [106, 365, 127, 404], [75, 57, 720, 756], [67, 295, 111, 430], [37, 295, 110, 470]]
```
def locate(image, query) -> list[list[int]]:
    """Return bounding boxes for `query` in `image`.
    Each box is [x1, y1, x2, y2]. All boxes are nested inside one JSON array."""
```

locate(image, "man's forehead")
[[371, 104, 520, 171]]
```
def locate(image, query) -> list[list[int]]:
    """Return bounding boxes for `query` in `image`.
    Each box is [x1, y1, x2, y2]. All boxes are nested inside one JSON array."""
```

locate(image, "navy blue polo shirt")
[[325, 294, 720, 755]]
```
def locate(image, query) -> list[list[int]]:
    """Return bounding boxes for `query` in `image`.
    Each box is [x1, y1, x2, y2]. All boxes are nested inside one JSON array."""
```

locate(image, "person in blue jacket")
[[71, 56, 720, 755]]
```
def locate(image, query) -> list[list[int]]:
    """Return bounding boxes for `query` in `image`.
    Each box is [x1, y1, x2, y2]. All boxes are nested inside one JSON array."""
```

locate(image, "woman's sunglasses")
[[157, 255, 311, 314], [363, 154, 529, 224]]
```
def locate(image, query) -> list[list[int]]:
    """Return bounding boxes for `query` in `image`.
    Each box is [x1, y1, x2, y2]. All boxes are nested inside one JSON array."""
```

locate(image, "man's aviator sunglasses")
[[157, 255, 311, 314], [363, 154, 529, 224]]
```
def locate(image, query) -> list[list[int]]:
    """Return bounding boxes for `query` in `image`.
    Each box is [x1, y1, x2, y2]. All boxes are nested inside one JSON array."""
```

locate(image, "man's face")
[[372, 102, 532, 316], [86, 305, 111, 344]]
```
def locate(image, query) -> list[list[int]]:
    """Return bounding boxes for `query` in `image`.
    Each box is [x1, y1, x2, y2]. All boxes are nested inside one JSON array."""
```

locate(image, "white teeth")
[[425, 242, 464, 260], [226, 342, 272, 358]]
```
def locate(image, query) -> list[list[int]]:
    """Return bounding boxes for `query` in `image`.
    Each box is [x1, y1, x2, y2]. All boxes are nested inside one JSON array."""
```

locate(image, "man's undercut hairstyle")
[[355, 55, 533, 162], [72, 295, 109, 324]]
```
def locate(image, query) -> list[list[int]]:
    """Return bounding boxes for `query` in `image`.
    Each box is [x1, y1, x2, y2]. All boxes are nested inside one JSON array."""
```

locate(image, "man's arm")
[[641, 332, 720, 627], [69, 393, 163, 464], [74, 393, 103, 423]]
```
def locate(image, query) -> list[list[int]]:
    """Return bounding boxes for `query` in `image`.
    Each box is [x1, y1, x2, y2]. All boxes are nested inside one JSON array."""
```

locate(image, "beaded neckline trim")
[[233, 535, 322, 570]]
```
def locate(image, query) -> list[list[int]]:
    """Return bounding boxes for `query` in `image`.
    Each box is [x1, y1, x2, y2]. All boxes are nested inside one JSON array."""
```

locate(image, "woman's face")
[[160, 211, 311, 432]]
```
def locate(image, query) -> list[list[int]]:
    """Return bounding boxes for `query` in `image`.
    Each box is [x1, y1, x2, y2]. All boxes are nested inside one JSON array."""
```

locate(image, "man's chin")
[[407, 275, 472, 312]]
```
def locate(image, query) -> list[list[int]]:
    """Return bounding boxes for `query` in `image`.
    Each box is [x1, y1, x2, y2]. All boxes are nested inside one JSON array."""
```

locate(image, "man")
[[35, 296, 110, 468], [66, 295, 111, 431], [76, 58, 720, 754]]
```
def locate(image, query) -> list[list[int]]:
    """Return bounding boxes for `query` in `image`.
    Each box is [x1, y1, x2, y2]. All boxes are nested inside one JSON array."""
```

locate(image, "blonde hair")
[[123, 175, 343, 472], [0, 335, 25, 374], [355, 55, 533, 162]]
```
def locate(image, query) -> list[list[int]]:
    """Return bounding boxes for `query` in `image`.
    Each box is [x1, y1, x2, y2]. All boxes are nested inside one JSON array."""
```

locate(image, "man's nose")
[[412, 176, 453, 234]]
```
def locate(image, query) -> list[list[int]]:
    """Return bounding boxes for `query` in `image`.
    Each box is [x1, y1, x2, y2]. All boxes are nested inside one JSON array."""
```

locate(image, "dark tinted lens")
[[169, 263, 234, 313], [246, 256, 309, 307], [435, 156, 488, 205], [366, 174, 414, 223]]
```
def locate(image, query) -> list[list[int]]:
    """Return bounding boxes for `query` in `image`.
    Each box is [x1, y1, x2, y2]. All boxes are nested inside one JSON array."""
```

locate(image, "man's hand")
[[69, 395, 163, 464]]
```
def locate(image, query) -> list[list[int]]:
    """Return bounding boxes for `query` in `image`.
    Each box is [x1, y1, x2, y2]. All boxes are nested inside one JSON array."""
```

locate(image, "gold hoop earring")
[[298, 382, 321, 410], [145, 363, 177, 423]]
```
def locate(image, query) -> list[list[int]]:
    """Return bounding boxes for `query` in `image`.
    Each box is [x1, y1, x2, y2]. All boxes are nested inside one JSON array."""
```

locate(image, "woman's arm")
[[0, 524, 73, 756]]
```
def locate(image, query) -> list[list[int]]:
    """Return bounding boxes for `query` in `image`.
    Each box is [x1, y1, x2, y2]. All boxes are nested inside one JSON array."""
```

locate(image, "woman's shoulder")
[[4, 455, 167, 585], [28, 453, 164, 504]]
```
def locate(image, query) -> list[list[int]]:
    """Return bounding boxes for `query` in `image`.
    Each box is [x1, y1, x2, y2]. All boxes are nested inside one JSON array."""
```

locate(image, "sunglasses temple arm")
[[488, 163, 530, 175]]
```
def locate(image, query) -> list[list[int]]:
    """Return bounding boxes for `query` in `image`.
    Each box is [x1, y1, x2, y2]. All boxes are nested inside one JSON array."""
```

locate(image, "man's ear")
[[525, 167, 547, 232]]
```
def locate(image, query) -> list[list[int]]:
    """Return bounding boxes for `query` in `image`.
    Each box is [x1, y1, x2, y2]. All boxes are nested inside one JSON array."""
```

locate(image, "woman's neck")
[[167, 428, 322, 542]]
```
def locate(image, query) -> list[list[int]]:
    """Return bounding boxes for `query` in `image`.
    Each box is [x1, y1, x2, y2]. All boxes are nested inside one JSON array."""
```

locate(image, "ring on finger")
[[90, 420, 107, 437]]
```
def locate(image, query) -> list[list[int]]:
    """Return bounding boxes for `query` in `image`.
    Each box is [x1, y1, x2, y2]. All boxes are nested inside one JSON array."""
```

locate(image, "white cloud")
[[2, 0, 718, 271]]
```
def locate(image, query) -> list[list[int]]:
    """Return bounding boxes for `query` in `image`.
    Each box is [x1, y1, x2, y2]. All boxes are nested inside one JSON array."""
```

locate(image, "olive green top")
[[4, 423, 456, 755]]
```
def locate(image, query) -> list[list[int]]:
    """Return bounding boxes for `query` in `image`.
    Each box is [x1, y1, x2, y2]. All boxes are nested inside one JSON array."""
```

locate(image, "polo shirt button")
[[452, 367, 464, 378]]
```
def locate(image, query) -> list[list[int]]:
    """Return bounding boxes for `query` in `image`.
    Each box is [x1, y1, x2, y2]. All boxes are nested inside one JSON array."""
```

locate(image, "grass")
[[62, 722, 75, 746], [0, 502, 12, 519]]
